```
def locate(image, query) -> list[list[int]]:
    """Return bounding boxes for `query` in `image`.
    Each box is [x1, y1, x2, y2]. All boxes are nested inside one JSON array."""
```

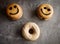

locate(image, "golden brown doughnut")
[[6, 3, 23, 20], [37, 4, 53, 20]]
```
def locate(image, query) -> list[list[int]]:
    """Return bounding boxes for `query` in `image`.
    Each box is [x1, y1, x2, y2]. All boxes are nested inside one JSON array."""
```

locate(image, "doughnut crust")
[[6, 3, 23, 20], [37, 4, 53, 20], [22, 22, 40, 41]]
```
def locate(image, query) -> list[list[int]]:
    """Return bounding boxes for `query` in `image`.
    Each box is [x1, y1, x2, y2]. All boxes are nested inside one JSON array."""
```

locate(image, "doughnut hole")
[[29, 28, 35, 34]]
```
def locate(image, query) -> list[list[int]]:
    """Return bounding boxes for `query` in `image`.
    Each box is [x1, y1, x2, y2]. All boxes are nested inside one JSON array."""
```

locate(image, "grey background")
[[0, 0, 60, 44]]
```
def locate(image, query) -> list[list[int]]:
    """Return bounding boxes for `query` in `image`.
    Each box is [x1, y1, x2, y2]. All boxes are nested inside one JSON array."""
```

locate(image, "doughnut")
[[37, 4, 53, 20], [22, 22, 40, 41], [6, 3, 23, 20]]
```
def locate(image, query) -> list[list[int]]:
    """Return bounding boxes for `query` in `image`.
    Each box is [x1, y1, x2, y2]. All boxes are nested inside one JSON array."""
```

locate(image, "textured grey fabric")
[[0, 0, 60, 44]]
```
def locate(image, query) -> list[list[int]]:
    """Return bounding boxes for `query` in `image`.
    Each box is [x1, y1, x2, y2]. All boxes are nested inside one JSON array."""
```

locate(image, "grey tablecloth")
[[0, 0, 60, 44]]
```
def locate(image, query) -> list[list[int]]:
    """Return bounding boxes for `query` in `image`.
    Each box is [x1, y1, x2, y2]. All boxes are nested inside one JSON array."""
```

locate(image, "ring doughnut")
[[22, 22, 40, 41]]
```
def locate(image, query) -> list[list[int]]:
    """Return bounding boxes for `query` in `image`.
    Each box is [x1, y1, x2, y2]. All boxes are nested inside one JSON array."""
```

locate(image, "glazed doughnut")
[[37, 4, 53, 20], [22, 22, 40, 41]]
